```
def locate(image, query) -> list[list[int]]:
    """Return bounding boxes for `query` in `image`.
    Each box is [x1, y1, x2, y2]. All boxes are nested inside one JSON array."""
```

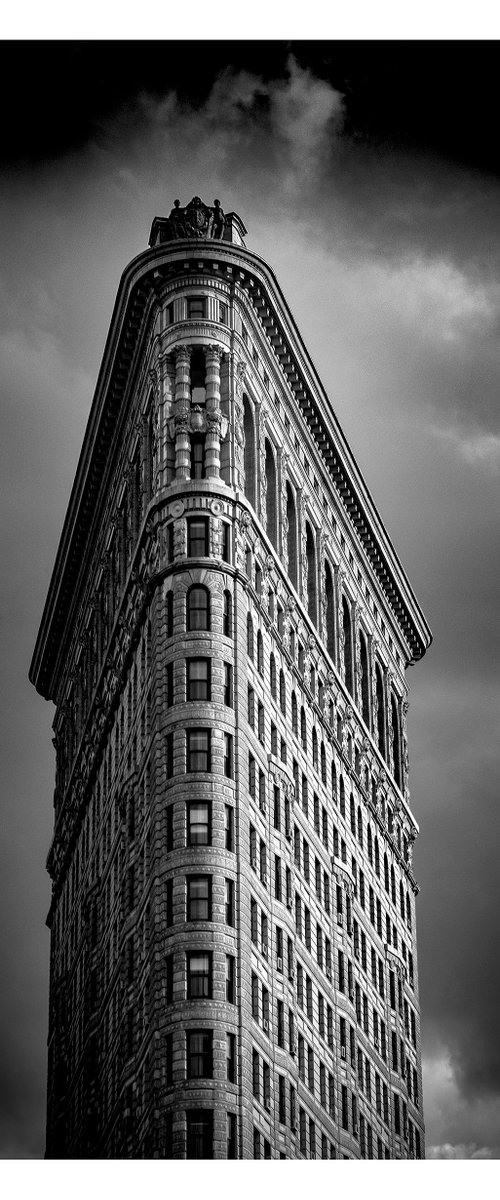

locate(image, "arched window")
[[291, 691, 298, 735], [286, 483, 298, 590], [384, 853, 389, 893], [391, 865, 396, 905], [257, 630, 264, 675], [247, 613, 254, 660], [342, 596, 353, 696], [265, 439, 278, 549], [320, 742, 326, 784], [339, 776, 345, 818], [306, 522, 317, 626], [243, 395, 257, 509], [312, 728, 318, 769], [279, 670, 286, 716], [325, 561, 335, 660], [359, 631, 370, 727], [350, 794, 356, 834], [376, 664, 386, 757], [374, 837, 380, 877], [329, 699, 334, 728], [300, 707, 307, 752], [391, 693, 402, 789], [270, 653, 277, 700], [223, 590, 232, 638], [367, 825, 373, 863], [186, 585, 210, 631], [357, 806, 363, 849]]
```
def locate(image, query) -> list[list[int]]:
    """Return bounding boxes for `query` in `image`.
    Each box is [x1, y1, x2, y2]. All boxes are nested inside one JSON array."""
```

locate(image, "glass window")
[[187, 1030, 213, 1079], [224, 732, 233, 778], [187, 875, 211, 921], [187, 800, 211, 845], [226, 954, 236, 1003], [226, 1112, 237, 1158], [223, 590, 232, 637], [187, 296, 206, 319], [227, 1034, 236, 1083], [191, 435, 205, 480], [186, 1109, 213, 1160], [187, 952, 212, 999], [187, 517, 209, 558], [187, 585, 209, 631], [187, 658, 210, 701], [225, 805, 234, 852], [187, 730, 211, 773], [225, 879, 235, 926], [224, 663, 233, 706]]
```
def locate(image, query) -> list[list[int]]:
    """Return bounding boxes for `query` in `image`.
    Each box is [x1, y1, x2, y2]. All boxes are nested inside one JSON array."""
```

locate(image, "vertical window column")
[[173, 345, 192, 480], [204, 344, 224, 479]]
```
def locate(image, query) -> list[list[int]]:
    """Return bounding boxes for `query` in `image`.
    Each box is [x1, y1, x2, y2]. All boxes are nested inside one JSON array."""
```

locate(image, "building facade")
[[30, 195, 431, 1160]]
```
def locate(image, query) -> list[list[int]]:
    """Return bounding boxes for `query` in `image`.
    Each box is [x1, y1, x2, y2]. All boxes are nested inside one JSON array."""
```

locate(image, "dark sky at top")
[[1, 38, 500, 1165], [2, 41, 500, 175]]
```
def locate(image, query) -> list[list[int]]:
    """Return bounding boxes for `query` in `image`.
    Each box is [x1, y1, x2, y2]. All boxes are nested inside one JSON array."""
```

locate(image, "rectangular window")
[[226, 1112, 237, 1159], [224, 732, 233, 778], [224, 663, 233, 706], [222, 522, 230, 563], [187, 951, 212, 999], [219, 301, 228, 324], [251, 897, 258, 943], [187, 729, 211, 773], [187, 517, 209, 558], [225, 878, 235, 926], [190, 434, 205, 479], [224, 806, 234, 854], [252, 1049, 260, 1100], [186, 1109, 213, 1160], [187, 799, 211, 844], [187, 1030, 213, 1079], [186, 874, 211, 922], [257, 701, 265, 743], [187, 296, 206, 319], [278, 1074, 286, 1124], [227, 1033, 236, 1083], [187, 658, 210, 701], [226, 954, 236, 1003]]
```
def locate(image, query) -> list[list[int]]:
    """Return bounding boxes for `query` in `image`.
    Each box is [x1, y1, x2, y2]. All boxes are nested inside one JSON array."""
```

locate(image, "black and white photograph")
[[1, 23, 500, 1178]]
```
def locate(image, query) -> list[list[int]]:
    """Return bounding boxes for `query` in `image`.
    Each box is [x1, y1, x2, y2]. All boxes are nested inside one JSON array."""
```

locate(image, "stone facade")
[[30, 196, 431, 1159]]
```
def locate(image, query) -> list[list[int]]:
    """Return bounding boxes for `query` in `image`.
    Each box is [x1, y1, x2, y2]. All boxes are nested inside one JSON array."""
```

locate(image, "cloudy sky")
[[1, 37, 500, 1161]]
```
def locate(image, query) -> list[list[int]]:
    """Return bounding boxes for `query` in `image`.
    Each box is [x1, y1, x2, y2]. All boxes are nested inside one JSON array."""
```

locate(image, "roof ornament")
[[167, 195, 225, 240], [149, 196, 247, 248]]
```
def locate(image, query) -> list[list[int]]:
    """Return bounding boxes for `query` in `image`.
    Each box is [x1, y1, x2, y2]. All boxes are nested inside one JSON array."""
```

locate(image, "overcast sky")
[[1, 39, 500, 1161]]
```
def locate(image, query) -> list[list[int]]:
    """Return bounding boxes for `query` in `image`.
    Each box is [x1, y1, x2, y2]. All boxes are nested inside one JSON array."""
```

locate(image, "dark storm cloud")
[[1, 46, 500, 1158]]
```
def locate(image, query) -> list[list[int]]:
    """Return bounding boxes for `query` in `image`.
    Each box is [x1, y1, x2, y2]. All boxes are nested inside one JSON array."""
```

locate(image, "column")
[[204, 344, 223, 479], [173, 346, 191, 480]]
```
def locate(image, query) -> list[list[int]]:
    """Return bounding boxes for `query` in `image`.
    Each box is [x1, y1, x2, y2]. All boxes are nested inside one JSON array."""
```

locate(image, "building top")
[[30, 199, 432, 700], [149, 195, 247, 248]]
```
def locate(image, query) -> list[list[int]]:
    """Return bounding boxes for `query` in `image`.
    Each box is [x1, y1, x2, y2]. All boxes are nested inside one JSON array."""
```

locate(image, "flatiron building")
[[30, 195, 431, 1159]]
